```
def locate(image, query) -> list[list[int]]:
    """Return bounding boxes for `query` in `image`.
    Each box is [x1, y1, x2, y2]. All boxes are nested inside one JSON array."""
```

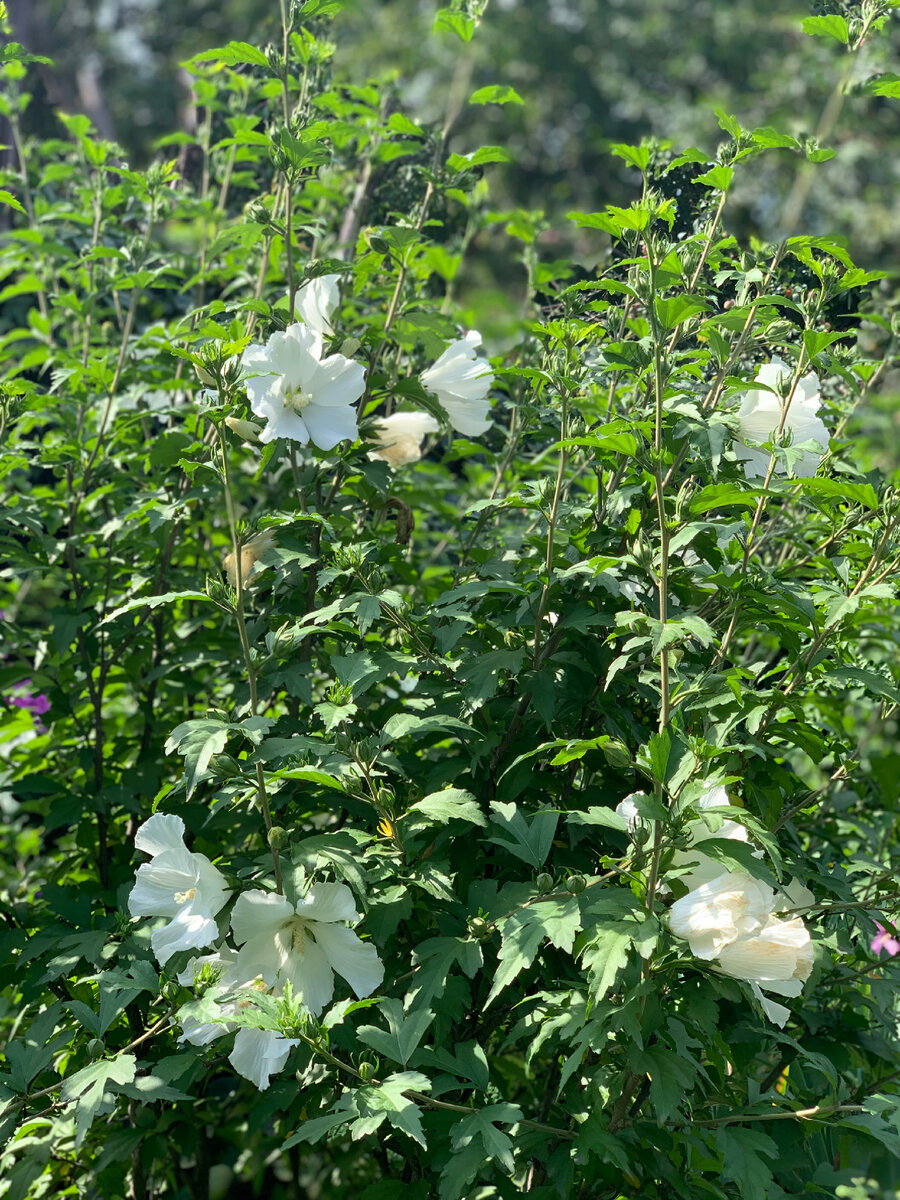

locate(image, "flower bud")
[[565, 875, 586, 895], [764, 320, 795, 341], [468, 916, 494, 941], [357, 1060, 376, 1082], [601, 739, 632, 771], [87, 1038, 105, 1059], [535, 872, 554, 894], [267, 826, 289, 851], [339, 337, 361, 358], [195, 364, 217, 389], [225, 416, 261, 444]]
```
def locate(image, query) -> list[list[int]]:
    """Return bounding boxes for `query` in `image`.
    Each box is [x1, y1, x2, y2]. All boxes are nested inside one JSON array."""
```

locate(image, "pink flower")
[[871, 923, 900, 957]]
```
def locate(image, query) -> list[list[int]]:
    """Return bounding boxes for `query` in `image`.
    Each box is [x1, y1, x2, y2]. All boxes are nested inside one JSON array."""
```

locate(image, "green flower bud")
[[601, 739, 632, 771], [357, 1060, 375, 1082], [468, 916, 494, 941], [267, 826, 289, 851], [535, 872, 554, 894], [87, 1038, 105, 1059], [565, 874, 587, 895]]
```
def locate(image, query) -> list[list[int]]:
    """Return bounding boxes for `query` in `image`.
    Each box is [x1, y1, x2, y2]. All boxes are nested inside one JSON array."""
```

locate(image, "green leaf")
[[433, 9, 476, 41], [358, 999, 434, 1067], [693, 838, 778, 885], [864, 73, 900, 99], [447, 146, 512, 169], [647, 729, 671, 783], [487, 802, 558, 869], [654, 295, 710, 331], [164, 717, 233, 798], [801, 14, 849, 43], [282, 1110, 352, 1148], [485, 896, 582, 1006], [380, 712, 473, 743], [190, 40, 270, 66], [358, 1072, 429, 1146], [718, 1128, 779, 1200], [406, 788, 486, 827], [578, 923, 632, 999], [103, 590, 223, 623], [0, 190, 26, 214], [60, 1055, 137, 1148], [692, 165, 733, 191], [407, 937, 484, 1010], [469, 85, 524, 106], [609, 142, 651, 171], [629, 1043, 698, 1119], [448, 1103, 523, 1177]]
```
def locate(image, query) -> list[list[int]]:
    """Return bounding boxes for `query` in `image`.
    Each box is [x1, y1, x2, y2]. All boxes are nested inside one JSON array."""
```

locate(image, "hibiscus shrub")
[[2, 2, 900, 1199]]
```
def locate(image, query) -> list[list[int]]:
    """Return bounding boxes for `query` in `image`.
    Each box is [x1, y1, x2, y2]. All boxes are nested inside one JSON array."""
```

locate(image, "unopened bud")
[[601, 739, 632, 771], [357, 1060, 375, 1082], [565, 874, 587, 895], [195, 364, 217, 389], [87, 1038, 105, 1059], [225, 416, 261, 444], [765, 320, 795, 341], [339, 337, 361, 357], [631, 824, 651, 847], [247, 200, 272, 226], [267, 826, 289, 851], [535, 872, 554, 894], [468, 916, 493, 941]]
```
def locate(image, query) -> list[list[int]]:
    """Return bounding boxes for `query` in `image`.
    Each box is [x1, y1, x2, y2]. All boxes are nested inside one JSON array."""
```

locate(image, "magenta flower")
[[871, 923, 900, 957]]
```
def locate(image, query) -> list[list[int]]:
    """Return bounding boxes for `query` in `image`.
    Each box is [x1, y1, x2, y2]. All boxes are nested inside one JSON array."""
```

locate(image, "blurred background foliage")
[[8, 0, 900, 268]]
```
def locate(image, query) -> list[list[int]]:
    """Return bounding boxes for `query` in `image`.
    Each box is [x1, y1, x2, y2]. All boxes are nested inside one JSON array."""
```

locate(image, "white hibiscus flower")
[[420, 331, 494, 436], [128, 814, 230, 967], [230, 883, 384, 1016], [293, 273, 341, 336], [717, 916, 814, 1028], [176, 949, 299, 1090], [670, 786, 752, 891], [734, 356, 829, 479], [367, 410, 440, 467], [668, 871, 775, 961], [241, 323, 365, 448]]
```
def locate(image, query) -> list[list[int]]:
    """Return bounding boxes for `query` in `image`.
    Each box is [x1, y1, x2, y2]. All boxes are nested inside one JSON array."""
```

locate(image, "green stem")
[[217, 424, 285, 895]]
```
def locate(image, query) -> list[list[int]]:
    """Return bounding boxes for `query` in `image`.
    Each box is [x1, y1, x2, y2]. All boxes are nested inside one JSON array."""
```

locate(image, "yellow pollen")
[[285, 387, 312, 414], [291, 919, 308, 953], [174, 887, 197, 904]]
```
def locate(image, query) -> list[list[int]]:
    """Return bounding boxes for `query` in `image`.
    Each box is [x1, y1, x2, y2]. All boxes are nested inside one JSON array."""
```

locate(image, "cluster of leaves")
[[1, 2, 899, 1199]]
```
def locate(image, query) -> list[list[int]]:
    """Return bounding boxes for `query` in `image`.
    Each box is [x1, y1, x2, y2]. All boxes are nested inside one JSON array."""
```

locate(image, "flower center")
[[290, 917, 309, 953], [284, 386, 313, 414], [174, 887, 197, 904]]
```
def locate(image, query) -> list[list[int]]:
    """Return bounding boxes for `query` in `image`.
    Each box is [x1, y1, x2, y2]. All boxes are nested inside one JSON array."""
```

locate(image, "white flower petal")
[[150, 910, 221, 966], [420, 335, 494, 435], [178, 1013, 233, 1046], [231, 890, 294, 945], [615, 792, 646, 835], [309, 921, 385, 999], [229, 1027, 299, 1091], [134, 813, 187, 858], [294, 882, 360, 924], [368, 411, 439, 467], [301, 401, 359, 450], [309, 353, 366, 408], [283, 930, 335, 1015], [749, 981, 791, 1028], [669, 871, 774, 960], [294, 274, 341, 336]]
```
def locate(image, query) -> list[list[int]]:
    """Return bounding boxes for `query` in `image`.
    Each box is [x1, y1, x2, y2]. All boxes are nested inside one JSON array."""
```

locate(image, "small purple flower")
[[6, 681, 50, 730], [872, 923, 900, 957]]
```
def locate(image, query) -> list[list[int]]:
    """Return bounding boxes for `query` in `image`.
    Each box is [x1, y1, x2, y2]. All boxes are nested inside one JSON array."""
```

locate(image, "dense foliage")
[[1, 2, 900, 1199]]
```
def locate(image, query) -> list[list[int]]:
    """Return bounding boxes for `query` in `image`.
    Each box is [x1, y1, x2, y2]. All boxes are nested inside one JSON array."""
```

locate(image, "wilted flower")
[[716, 916, 814, 1027], [872, 922, 900, 957], [367, 411, 440, 467], [734, 357, 829, 479], [230, 882, 384, 1016], [420, 331, 494, 436], [128, 814, 230, 967], [668, 871, 774, 960], [223, 530, 275, 590], [242, 323, 365, 448], [176, 949, 299, 1090], [293, 273, 341, 336]]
